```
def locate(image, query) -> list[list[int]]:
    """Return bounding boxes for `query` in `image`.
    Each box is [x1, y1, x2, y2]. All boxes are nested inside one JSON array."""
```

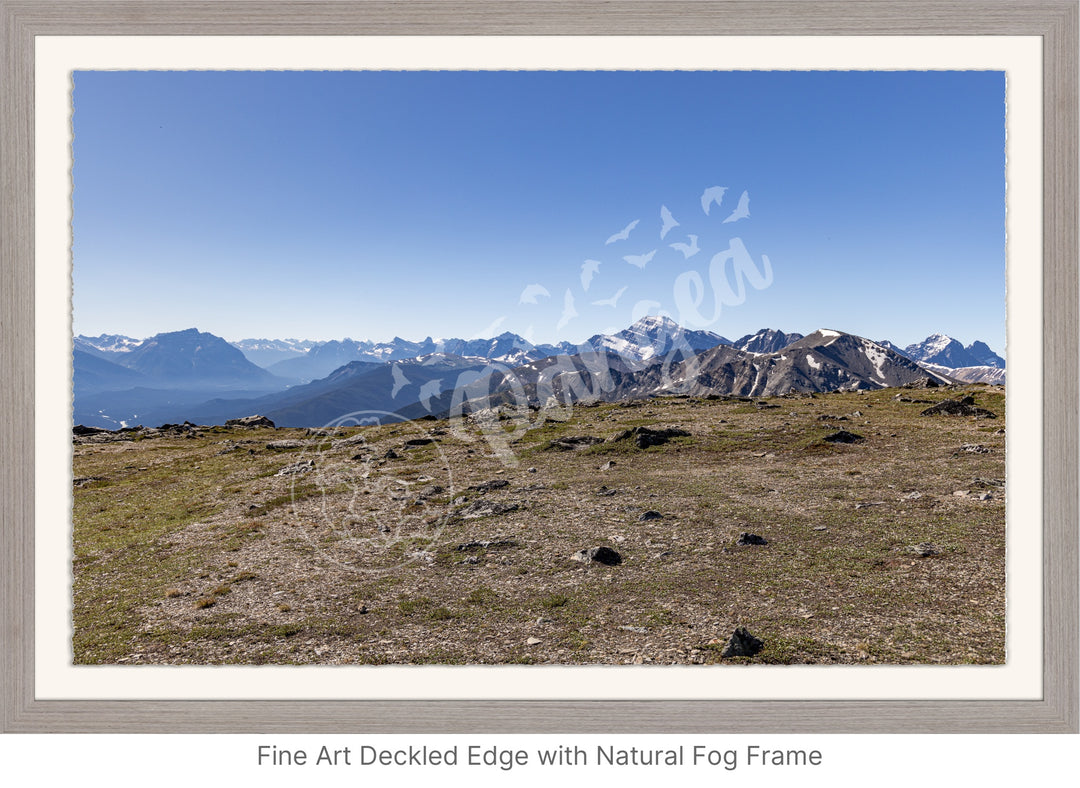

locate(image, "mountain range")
[[73, 320, 1004, 429]]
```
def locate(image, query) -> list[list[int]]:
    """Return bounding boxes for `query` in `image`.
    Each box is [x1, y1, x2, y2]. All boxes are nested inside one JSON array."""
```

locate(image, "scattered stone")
[[459, 500, 519, 519], [823, 430, 865, 444], [953, 490, 970, 498], [913, 542, 938, 557], [596, 486, 617, 497], [959, 444, 991, 454], [978, 493, 994, 501], [72, 424, 110, 436], [403, 438, 436, 447], [994, 428, 1006, 435], [469, 479, 510, 492], [812, 526, 828, 531], [458, 556, 480, 565], [331, 434, 368, 450], [817, 414, 848, 421], [527, 467, 538, 473], [456, 539, 518, 551], [600, 461, 616, 471], [225, 415, 275, 429], [903, 491, 924, 500], [721, 627, 764, 658], [545, 435, 604, 451], [526, 637, 542, 645], [276, 459, 314, 476], [358, 605, 369, 614], [571, 546, 623, 565], [920, 399, 997, 418], [266, 440, 304, 451], [638, 510, 663, 522], [618, 625, 648, 633], [854, 501, 885, 510], [972, 477, 1006, 488], [384, 448, 401, 459], [416, 484, 444, 499], [736, 532, 768, 546], [72, 476, 102, 487], [902, 376, 941, 389]]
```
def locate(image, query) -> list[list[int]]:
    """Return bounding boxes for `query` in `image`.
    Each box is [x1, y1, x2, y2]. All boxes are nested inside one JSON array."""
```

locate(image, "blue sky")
[[72, 70, 1006, 352]]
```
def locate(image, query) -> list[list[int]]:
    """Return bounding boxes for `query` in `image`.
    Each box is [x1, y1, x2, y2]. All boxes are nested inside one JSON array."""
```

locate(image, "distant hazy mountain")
[[732, 328, 803, 354], [118, 328, 285, 389], [73, 349, 149, 393], [74, 334, 142, 360], [186, 354, 493, 427], [903, 333, 1004, 369], [964, 340, 1005, 369], [230, 338, 318, 368]]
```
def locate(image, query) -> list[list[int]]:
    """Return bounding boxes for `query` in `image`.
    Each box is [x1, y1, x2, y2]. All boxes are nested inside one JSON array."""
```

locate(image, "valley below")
[[72, 383, 1006, 666]]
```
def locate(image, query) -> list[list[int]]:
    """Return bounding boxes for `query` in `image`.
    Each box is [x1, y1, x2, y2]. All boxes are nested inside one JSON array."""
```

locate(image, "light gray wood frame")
[[1, 0, 1075, 733]]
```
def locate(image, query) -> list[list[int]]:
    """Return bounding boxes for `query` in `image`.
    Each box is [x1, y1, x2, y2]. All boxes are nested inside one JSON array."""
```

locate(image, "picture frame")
[[1, 0, 1076, 734]]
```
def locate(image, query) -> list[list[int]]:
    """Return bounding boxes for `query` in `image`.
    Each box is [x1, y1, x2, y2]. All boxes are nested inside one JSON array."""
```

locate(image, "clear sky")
[[72, 70, 1006, 353]]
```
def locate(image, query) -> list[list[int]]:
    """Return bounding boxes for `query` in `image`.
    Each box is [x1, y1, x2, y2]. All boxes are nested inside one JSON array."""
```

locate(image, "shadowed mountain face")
[[120, 328, 285, 389], [73, 349, 150, 393]]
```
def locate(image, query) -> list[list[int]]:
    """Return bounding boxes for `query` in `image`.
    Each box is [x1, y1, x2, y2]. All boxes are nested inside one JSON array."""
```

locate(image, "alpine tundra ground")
[[71, 384, 1006, 665]]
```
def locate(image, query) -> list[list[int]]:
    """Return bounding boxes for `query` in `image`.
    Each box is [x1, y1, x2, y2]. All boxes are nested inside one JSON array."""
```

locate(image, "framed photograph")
[[2, 1, 1076, 733]]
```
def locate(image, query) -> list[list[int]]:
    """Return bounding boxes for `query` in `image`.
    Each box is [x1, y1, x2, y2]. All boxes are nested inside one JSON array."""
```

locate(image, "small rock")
[[736, 532, 768, 546], [571, 546, 622, 565], [721, 627, 764, 658], [225, 415, 275, 429], [903, 491, 923, 500], [527, 467, 538, 473], [403, 437, 436, 447], [546, 435, 604, 451], [276, 459, 314, 476], [959, 444, 991, 454], [812, 526, 828, 531], [913, 542, 938, 557], [978, 492, 993, 501], [823, 430, 865, 444], [600, 461, 616, 471], [417, 484, 444, 499], [266, 440, 304, 450], [618, 625, 648, 633], [920, 399, 997, 418], [596, 486, 617, 496], [526, 637, 542, 645], [953, 490, 970, 498], [384, 449, 401, 459], [459, 500, 519, 519], [456, 539, 518, 551], [469, 479, 510, 492], [638, 510, 663, 522]]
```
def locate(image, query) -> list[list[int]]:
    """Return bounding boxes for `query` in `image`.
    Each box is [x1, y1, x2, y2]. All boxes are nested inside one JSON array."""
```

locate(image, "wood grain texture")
[[1, 0, 1076, 733]]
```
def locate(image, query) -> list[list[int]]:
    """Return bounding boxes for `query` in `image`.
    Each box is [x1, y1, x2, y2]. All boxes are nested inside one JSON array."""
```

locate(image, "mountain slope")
[[732, 328, 804, 354], [122, 328, 286, 389]]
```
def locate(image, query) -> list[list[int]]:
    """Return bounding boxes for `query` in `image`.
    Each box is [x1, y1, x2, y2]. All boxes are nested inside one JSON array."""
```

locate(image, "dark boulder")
[[721, 627, 764, 658]]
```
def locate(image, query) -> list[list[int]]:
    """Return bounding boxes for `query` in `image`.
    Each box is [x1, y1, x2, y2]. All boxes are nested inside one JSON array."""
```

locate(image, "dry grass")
[[72, 385, 1006, 665]]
